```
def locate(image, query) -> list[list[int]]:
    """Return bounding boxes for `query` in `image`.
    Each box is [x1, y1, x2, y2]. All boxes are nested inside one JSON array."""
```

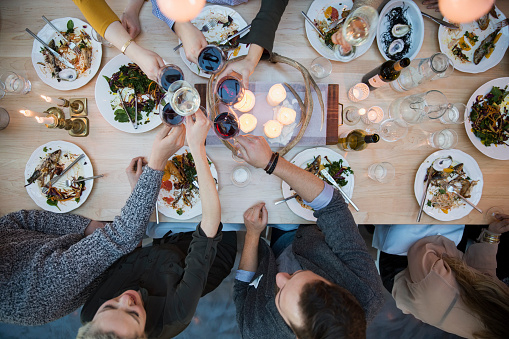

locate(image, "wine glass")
[[378, 118, 409, 142], [212, 106, 244, 162], [215, 72, 245, 106], [168, 80, 200, 117], [157, 64, 184, 91], [198, 45, 226, 74], [334, 6, 378, 61], [159, 94, 184, 126], [484, 206, 505, 224]]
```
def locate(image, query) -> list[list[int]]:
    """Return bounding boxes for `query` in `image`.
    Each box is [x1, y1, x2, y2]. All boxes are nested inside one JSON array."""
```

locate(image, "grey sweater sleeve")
[[0, 210, 91, 236], [313, 190, 384, 322]]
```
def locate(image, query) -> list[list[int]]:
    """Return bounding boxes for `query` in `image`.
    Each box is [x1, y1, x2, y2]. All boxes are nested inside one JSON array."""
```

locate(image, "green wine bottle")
[[362, 58, 411, 90], [338, 129, 380, 151]]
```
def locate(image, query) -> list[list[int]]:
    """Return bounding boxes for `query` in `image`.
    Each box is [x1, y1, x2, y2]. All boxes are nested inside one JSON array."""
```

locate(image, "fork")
[[42, 16, 81, 54], [301, 11, 334, 50], [173, 20, 217, 52], [65, 174, 104, 186], [42, 154, 85, 194]]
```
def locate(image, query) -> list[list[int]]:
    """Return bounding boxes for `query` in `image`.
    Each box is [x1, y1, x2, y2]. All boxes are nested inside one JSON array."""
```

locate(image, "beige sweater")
[[392, 235, 500, 338]]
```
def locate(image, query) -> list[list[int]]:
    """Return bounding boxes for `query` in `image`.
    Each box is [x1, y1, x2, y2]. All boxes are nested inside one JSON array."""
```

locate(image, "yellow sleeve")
[[73, 0, 120, 37]]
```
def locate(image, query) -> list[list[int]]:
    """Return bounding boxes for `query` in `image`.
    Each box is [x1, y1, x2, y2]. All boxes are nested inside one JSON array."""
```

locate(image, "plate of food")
[[464, 77, 509, 160], [438, 6, 508, 73], [157, 147, 218, 219], [304, 0, 375, 62], [377, 0, 424, 61], [24, 141, 94, 213], [31, 17, 102, 90], [281, 147, 354, 221], [95, 54, 164, 133], [414, 149, 483, 221], [179, 5, 249, 78]]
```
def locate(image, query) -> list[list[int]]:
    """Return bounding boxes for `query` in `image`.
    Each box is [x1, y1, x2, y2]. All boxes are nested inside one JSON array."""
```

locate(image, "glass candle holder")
[[361, 106, 384, 125], [348, 83, 370, 102]]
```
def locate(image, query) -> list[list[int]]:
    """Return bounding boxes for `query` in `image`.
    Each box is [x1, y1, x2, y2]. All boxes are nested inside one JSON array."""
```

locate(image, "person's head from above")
[[275, 270, 366, 339], [76, 290, 147, 339]]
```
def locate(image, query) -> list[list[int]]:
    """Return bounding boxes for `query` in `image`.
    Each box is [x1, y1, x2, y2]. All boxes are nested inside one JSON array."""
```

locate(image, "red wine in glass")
[[217, 76, 244, 105], [161, 102, 184, 126], [198, 45, 225, 74], [214, 112, 240, 140], [158, 65, 184, 91]]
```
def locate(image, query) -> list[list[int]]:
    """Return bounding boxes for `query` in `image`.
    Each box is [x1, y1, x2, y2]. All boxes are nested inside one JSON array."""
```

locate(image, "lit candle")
[[276, 107, 296, 125], [353, 88, 360, 98], [358, 108, 366, 116], [348, 83, 370, 102], [367, 109, 377, 121], [239, 113, 258, 133], [35, 116, 56, 126], [40, 95, 66, 107], [361, 106, 384, 124], [20, 110, 46, 118], [264, 120, 283, 138], [234, 90, 256, 113], [266, 84, 286, 106]]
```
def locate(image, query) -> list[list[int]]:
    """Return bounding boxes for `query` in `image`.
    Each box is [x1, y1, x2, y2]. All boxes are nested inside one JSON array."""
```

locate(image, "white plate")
[[281, 147, 354, 221], [464, 77, 509, 160], [376, 0, 424, 61], [157, 147, 218, 220], [179, 5, 249, 78], [31, 17, 102, 90], [305, 0, 376, 62], [414, 149, 483, 221], [25, 141, 94, 213], [438, 7, 508, 73], [95, 54, 162, 133]]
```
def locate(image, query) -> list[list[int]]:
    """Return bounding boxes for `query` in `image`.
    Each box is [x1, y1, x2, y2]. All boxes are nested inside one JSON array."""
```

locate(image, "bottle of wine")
[[362, 58, 411, 90], [338, 129, 380, 151]]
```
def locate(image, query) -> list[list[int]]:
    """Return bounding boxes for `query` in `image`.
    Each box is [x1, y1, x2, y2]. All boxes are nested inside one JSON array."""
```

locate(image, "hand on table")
[[488, 213, 509, 235], [174, 22, 208, 64], [149, 124, 186, 171], [235, 135, 273, 169], [422, 0, 439, 11], [126, 156, 147, 190], [121, 7, 142, 39], [244, 202, 268, 236], [185, 108, 211, 151]]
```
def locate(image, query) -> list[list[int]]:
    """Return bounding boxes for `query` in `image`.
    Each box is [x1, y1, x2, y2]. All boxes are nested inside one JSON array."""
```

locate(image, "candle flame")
[[359, 108, 366, 115], [19, 109, 31, 117]]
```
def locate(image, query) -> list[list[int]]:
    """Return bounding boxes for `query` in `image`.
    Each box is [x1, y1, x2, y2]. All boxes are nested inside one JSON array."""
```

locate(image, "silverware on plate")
[[274, 193, 298, 205], [173, 19, 217, 52], [25, 28, 76, 69], [41, 16, 81, 54], [65, 174, 104, 187], [118, 88, 137, 130], [421, 12, 459, 29], [301, 11, 334, 50], [218, 24, 251, 45], [42, 154, 85, 194], [446, 183, 482, 213], [320, 169, 359, 212]]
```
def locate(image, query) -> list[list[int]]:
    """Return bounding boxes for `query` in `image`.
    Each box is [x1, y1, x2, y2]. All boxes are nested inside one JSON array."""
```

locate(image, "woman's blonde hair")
[[443, 256, 509, 339], [76, 322, 147, 339]]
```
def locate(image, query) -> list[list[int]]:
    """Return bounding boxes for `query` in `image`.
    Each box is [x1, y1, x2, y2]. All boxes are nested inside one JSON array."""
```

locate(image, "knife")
[[274, 193, 298, 205], [42, 154, 85, 194], [41, 16, 77, 51], [301, 11, 326, 39], [25, 28, 75, 69], [416, 166, 433, 222], [320, 169, 359, 212], [327, 17, 346, 32], [219, 24, 251, 45], [118, 88, 137, 130]]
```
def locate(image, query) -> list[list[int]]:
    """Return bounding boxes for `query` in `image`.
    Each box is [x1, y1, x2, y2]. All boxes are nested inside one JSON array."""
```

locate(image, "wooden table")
[[0, 0, 508, 224]]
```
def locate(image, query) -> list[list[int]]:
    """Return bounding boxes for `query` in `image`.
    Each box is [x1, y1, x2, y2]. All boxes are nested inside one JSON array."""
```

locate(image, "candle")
[[276, 107, 296, 125], [358, 108, 366, 116], [266, 84, 286, 106], [239, 113, 257, 133], [264, 120, 283, 138], [40, 95, 66, 107], [234, 90, 256, 112], [20, 110, 46, 118], [361, 106, 384, 124], [367, 109, 377, 121], [35, 116, 56, 126], [348, 83, 370, 102]]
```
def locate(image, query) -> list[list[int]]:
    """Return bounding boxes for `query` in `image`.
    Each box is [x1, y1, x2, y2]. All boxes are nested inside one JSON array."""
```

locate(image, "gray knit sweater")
[[0, 166, 163, 325]]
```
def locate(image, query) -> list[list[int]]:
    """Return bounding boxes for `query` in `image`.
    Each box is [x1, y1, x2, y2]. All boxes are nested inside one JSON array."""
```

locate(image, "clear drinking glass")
[[90, 29, 114, 47], [484, 206, 505, 224], [389, 90, 448, 124], [343, 106, 362, 125], [440, 103, 466, 124], [0, 71, 31, 94], [0, 107, 10, 130], [368, 162, 395, 183], [157, 64, 184, 91], [379, 118, 409, 142], [310, 57, 332, 79], [168, 80, 200, 116], [335, 6, 378, 60], [428, 128, 458, 149]]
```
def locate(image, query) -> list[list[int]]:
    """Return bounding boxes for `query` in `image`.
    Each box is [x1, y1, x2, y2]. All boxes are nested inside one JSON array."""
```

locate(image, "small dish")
[[231, 165, 251, 187]]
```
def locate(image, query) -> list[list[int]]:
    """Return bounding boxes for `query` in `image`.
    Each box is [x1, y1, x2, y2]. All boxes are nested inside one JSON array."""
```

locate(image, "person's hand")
[[174, 22, 207, 64], [126, 156, 147, 190], [331, 31, 353, 55], [488, 213, 509, 235], [235, 135, 273, 169], [149, 124, 186, 171], [126, 44, 166, 82], [121, 4, 142, 39], [244, 202, 268, 236], [422, 0, 439, 11], [217, 44, 264, 88], [185, 109, 211, 151]]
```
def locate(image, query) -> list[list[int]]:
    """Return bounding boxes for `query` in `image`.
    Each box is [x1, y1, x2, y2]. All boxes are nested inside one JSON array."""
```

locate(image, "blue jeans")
[[270, 228, 297, 258]]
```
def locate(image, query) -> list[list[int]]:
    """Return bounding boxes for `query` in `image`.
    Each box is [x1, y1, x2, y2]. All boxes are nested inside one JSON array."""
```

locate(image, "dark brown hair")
[[290, 280, 366, 339]]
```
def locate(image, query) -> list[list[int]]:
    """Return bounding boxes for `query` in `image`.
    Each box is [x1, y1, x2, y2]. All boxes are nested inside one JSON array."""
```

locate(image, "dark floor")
[[0, 225, 459, 339]]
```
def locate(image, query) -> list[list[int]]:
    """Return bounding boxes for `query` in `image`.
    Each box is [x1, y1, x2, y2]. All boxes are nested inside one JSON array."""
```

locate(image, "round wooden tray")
[[206, 53, 325, 156]]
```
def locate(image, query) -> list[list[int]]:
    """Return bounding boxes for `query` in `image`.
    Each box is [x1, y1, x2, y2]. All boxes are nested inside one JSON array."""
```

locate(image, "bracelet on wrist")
[[477, 228, 501, 244], [264, 152, 277, 172], [121, 38, 134, 54], [266, 152, 279, 175]]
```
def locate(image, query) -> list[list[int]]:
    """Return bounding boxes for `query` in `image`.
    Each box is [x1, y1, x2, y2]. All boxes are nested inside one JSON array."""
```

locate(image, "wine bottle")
[[338, 129, 380, 151], [361, 58, 411, 90]]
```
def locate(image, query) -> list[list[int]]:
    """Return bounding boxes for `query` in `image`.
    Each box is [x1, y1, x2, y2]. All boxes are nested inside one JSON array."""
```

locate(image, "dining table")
[[0, 0, 508, 226]]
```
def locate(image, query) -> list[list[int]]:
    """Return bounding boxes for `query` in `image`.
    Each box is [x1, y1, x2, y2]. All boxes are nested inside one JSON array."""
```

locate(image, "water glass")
[[379, 118, 409, 142], [368, 162, 395, 183], [428, 128, 458, 149], [440, 103, 466, 124], [343, 106, 363, 125], [0, 107, 10, 130], [309, 57, 332, 79], [0, 71, 31, 94], [389, 90, 448, 124]]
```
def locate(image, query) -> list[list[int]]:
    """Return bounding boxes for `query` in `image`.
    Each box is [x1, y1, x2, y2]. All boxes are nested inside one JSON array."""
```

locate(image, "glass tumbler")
[[440, 103, 466, 124], [379, 118, 409, 142], [389, 90, 448, 124], [310, 57, 332, 79], [0, 71, 31, 94], [428, 128, 458, 149], [368, 162, 395, 183]]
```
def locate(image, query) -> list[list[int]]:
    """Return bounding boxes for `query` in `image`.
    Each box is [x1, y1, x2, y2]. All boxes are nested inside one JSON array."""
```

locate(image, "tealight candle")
[[358, 108, 367, 116], [264, 120, 283, 138], [348, 83, 370, 102], [35, 115, 56, 126], [234, 90, 256, 112], [266, 84, 286, 106], [239, 113, 258, 133], [276, 107, 296, 125], [361, 106, 384, 125]]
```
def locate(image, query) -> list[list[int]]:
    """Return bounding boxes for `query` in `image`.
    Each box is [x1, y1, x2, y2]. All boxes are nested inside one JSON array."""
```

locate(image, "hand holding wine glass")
[[185, 108, 211, 151], [235, 135, 273, 169], [488, 213, 509, 235]]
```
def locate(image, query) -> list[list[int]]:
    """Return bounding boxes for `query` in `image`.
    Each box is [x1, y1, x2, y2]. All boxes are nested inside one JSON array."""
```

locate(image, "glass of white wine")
[[168, 80, 201, 117], [335, 6, 378, 60]]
